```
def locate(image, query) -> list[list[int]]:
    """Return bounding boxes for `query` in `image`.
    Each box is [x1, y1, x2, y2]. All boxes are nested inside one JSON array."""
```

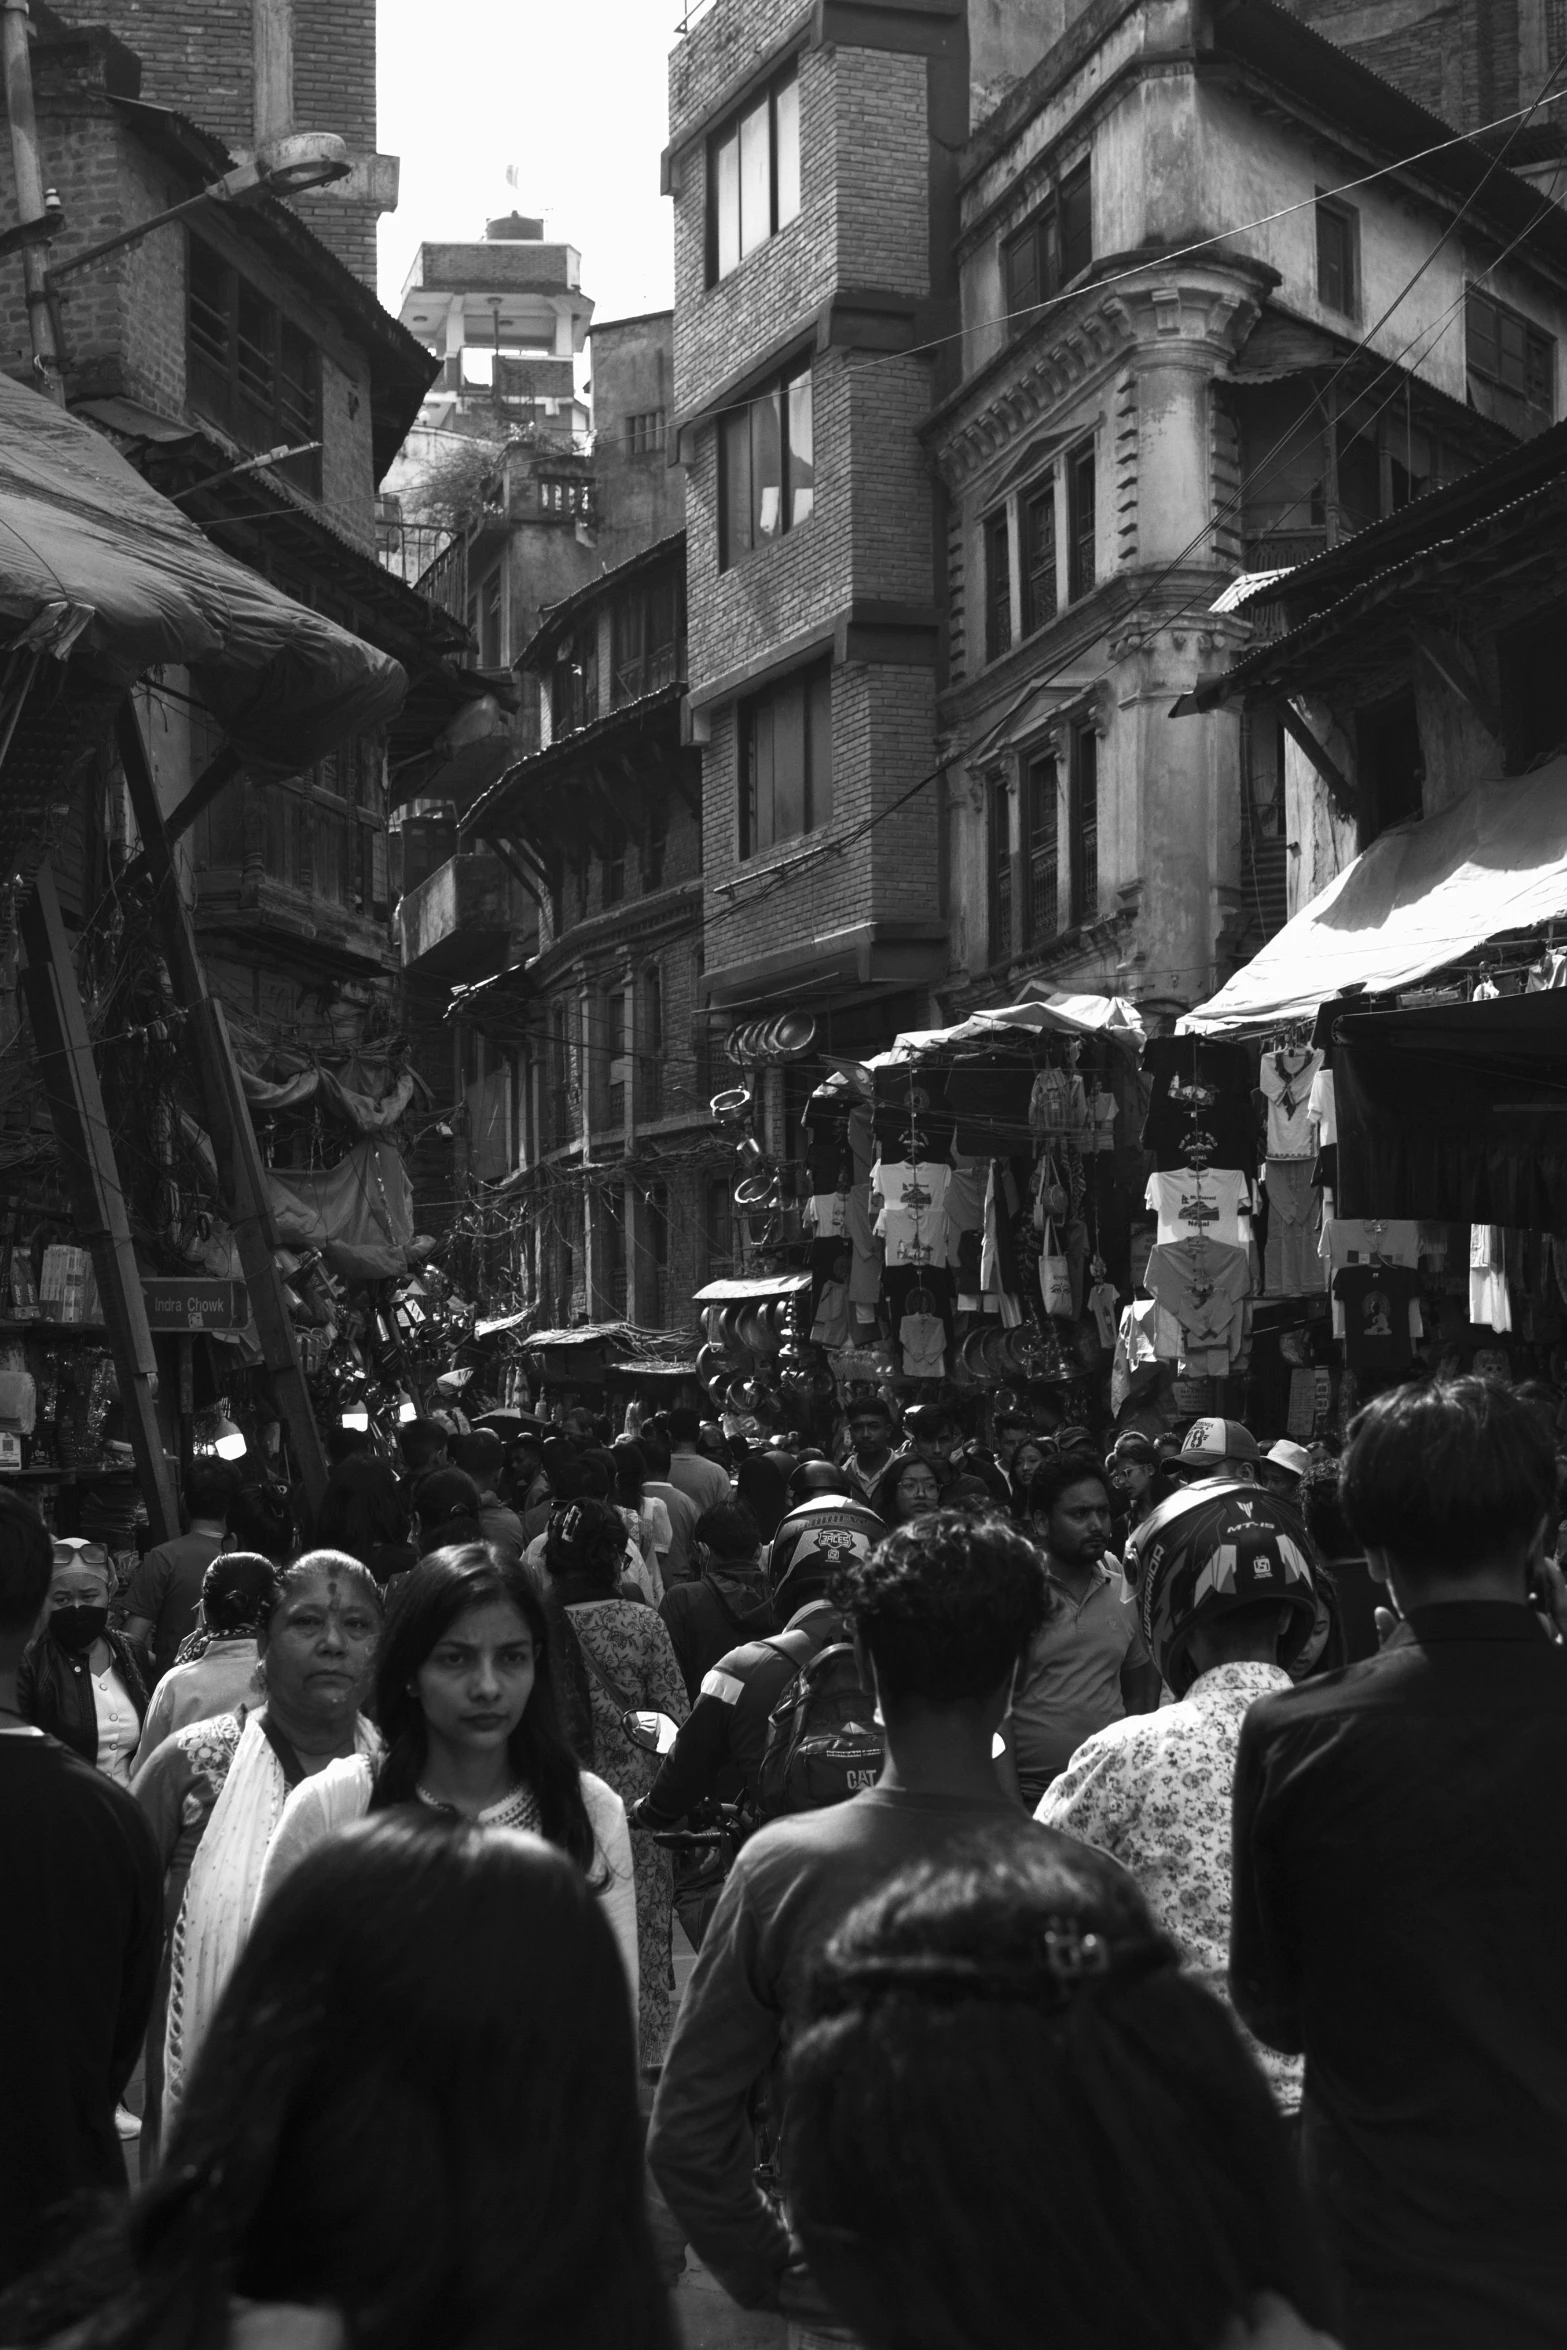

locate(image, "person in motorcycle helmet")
[[631, 1489, 885, 1829], [1037, 1478, 1322, 2114]]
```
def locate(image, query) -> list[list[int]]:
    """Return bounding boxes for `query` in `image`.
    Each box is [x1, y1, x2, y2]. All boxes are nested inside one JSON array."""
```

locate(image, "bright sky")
[[376, 0, 678, 333]]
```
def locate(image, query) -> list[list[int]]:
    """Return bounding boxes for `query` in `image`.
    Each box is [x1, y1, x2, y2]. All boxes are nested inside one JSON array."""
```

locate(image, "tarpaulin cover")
[[871, 991, 1147, 1065], [1179, 760, 1567, 1037], [265, 1139, 414, 1280], [0, 373, 405, 776], [238, 1059, 415, 1133], [1334, 993, 1567, 1226]]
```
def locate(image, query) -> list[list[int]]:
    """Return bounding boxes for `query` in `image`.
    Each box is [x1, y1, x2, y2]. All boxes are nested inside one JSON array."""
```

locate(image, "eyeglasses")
[[51, 1540, 109, 1570]]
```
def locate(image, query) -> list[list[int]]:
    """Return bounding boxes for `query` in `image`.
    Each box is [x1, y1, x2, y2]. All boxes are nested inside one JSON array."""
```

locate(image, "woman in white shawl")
[[162, 1551, 383, 2128]]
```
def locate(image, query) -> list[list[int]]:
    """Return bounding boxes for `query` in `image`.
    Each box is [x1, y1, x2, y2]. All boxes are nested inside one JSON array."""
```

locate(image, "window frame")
[[1466, 285, 1555, 417], [1314, 194, 1359, 318], [1069, 725, 1098, 926], [186, 233, 322, 497], [986, 769, 1012, 964], [706, 61, 803, 285], [718, 358, 814, 571], [1023, 750, 1059, 946], [1000, 156, 1092, 339], [1020, 472, 1057, 639], [983, 505, 1012, 663], [738, 659, 833, 861], [1067, 442, 1096, 603]]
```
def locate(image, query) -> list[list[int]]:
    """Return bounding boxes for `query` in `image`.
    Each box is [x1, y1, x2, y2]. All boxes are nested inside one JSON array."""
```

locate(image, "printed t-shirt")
[[1145, 1169, 1253, 1249], [1333, 1265, 1422, 1371], [1260, 1049, 1323, 1159], [1146, 1241, 1251, 1359]]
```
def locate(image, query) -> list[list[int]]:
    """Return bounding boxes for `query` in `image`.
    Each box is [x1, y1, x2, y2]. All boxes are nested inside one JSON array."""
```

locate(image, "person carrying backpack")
[[630, 1488, 885, 1830], [646, 1511, 1056, 2335], [659, 1503, 778, 1701]]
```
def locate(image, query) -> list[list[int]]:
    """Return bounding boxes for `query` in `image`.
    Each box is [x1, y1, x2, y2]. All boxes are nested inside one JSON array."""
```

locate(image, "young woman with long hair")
[[785, 1826, 1338, 2350], [0, 1816, 674, 2350], [255, 1546, 636, 1998]]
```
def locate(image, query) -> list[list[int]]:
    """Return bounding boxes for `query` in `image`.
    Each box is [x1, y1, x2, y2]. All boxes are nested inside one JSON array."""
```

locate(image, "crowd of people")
[[1, 1374, 1564, 2350]]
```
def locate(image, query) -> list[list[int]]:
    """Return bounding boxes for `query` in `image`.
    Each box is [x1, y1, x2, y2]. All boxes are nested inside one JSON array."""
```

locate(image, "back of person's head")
[[543, 1499, 627, 1594], [412, 1467, 484, 1557], [580, 1446, 622, 1499], [1296, 1453, 1356, 1560], [185, 1461, 240, 1526], [734, 1451, 790, 1539], [398, 1418, 450, 1476], [694, 1500, 763, 1566], [58, 1815, 672, 2350], [785, 1828, 1331, 2350], [637, 1424, 673, 1479], [226, 1483, 295, 1565], [0, 1489, 51, 1643], [839, 1513, 1048, 1709], [199, 1552, 279, 1639], [610, 1438, 647, 1509], [372, 1546, 594, 1871], [550, 1451, 611, 1505], [788, 1456, 852, 1506], [1340, 1375, 1555, 1583], [315, 1456, 410, 1572], [666, 1406, 701, 1447], [326, 1425, 374, 1468], [450, 1428, 505, 1487]]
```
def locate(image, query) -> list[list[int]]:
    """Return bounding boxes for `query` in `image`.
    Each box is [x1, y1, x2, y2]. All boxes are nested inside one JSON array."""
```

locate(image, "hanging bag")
[[1039, 1218, 1074, 1319]]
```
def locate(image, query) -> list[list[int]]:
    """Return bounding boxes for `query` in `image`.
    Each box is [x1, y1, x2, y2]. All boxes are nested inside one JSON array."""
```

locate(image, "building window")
[[612, 569, 682, 703], [187, 236, 321, 496], [646, 1181, 669, 1325], [1024, 752, 1058, 943], [1315, 196, 1358, 316], [549, 1001, 571, 1145], [987, 771, 1012, 962], [573, 849, 590, 923], [626, 410, 667, 456], [642, 965, 663, 1119], [1069, 727, 1098, 924], [1068, 444, 1096, 601], [599, 1185, 627, 1314], [739, 662, 832, 859], [552, 617, 598, 736], [1020, 474, 1057, 638], [984, 507, 1011, 662], [707, 62, 802, 283], [719, 360, 813, 569], [1001, 157, 1092, 336], [704, 1176, 734, 1277], [1466, 288, 1554, 430], [643, 799, 668, 892], [604, 817, 626, 905], [539, 477, 594, 516]]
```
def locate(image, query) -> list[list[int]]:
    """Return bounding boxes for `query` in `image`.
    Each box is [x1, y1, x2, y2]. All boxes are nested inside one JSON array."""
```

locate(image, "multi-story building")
[[0, 7, 464, 1057], [932, 0, 1567, 1024]]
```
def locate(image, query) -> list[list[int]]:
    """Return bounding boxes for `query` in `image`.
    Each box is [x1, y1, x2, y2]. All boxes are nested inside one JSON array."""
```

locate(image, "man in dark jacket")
[[659, 1502, 776, 1700], [1231, 1376, 1567, 2350], [0, 1490, 161, 2288]]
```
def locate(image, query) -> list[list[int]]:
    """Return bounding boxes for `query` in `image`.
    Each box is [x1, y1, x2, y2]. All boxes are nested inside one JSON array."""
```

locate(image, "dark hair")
[[0, 1488, 51, 1637], [1340, 1375, 1555, 1578], [398, 1419, 449, 1475], [1297, 1458, 1358, 1561], [550, 1452, 611, 1504], [6, 1816, 671, 2350], [1025, 1454, 1111, 1524], [326, 1425, 374, 1468], [370, 1547, 598, 1874], [412, 1467, 483, 1553], [226, 1484, 294, 1564], [785, 1830, 1331, 2350], [199, 1553, 278, 1637], [610, 1439, 648, 1510], [543, 1499, 627, 1596], [871, 1454, 942, 1523], [847, 1397, 893, 1427], [185, 1462, 240, 1523], [666, 1407, 702, 1445], [269, 1551, 383, 1621], [734, 1453, 789, 1540], [315, 1457, 411, 1572], [450, 1428, 505, 1484], [693, 1500, 763, 1563], [637, 1425, 673, 1478], [839, 1513, 1048, 1705]]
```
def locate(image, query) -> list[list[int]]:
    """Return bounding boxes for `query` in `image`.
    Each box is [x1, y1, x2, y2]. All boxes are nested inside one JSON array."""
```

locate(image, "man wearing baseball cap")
[[1176, 1417, 1262, 1481]]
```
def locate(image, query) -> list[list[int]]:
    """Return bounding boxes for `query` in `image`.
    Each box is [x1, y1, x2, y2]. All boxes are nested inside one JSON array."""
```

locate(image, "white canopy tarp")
[[871, 990, 1146, 1066], [1179, 759, 1567, 1037]]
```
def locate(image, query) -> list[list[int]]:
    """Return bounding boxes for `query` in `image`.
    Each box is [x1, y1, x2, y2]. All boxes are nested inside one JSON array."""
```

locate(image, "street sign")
[[140, 1278, 250, 1332]]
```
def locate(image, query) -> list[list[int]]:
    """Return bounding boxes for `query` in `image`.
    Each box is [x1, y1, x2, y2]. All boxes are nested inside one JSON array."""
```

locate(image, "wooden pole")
[[18, 864, 180, 1541], [115, 701, 328, 1514]]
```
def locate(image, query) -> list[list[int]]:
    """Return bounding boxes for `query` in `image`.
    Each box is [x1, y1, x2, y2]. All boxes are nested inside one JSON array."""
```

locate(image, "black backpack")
[[755, 1618, 884, 1818]]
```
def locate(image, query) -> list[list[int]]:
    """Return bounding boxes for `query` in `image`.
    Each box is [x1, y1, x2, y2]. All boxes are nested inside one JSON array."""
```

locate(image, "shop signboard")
[[141, 1278, 250, 1333]]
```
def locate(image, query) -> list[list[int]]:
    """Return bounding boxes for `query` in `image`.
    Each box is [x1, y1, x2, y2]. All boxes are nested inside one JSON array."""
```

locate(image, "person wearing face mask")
[[131, 1550, 383, 2151], [18, 1540, 152, 1788]]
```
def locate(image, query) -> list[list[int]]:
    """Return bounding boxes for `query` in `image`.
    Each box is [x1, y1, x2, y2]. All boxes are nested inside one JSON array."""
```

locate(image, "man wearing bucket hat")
[[1261, 1438, 1311, 1501], [1037, 1478, 1321, 2112]]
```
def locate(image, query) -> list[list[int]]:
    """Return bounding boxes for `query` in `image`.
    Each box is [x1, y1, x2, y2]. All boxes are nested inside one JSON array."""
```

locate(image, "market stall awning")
[[1334, 992, 1567, 1226], [692, 1272, 813, 1302], [1179, 760, 1567, 1036], [871, 991, 1147, 1064], [0, 374, 404, 777]]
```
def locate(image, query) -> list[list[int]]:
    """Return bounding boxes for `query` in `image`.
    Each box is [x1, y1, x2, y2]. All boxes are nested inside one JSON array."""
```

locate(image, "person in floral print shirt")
[[1036, 1477, 1322, 2110]]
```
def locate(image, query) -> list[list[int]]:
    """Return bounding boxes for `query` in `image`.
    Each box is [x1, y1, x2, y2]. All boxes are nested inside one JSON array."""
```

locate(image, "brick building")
[[45, 0, 397, 284], [932, 0, 1567, 1023]]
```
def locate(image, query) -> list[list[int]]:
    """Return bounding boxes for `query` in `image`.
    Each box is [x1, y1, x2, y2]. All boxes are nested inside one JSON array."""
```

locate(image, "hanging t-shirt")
[[1145, 1169, 1253, 1250], [1307, 1066, 1337, 1150], [942, 1058, 1036, 1154], [1083, 1090, 1118, 1154], [1028, 1068, 1087, 1140], [1334, 1265, 1422, 1372], [844, 1184, 883, 1306], [881, 1206, 950, 1270], [1145, 1241, 1252, 1358], [811, 1282, 850, 1348], [1260, 1050, 1323, 1160], [871, 1161, 952, 1217], [899, 1312, 946, 1379], [1469, 1226, 1513, 1333]]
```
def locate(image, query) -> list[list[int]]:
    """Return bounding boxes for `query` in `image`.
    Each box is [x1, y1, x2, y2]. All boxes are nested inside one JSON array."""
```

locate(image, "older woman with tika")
[[131, 1550, 382, 2153]]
